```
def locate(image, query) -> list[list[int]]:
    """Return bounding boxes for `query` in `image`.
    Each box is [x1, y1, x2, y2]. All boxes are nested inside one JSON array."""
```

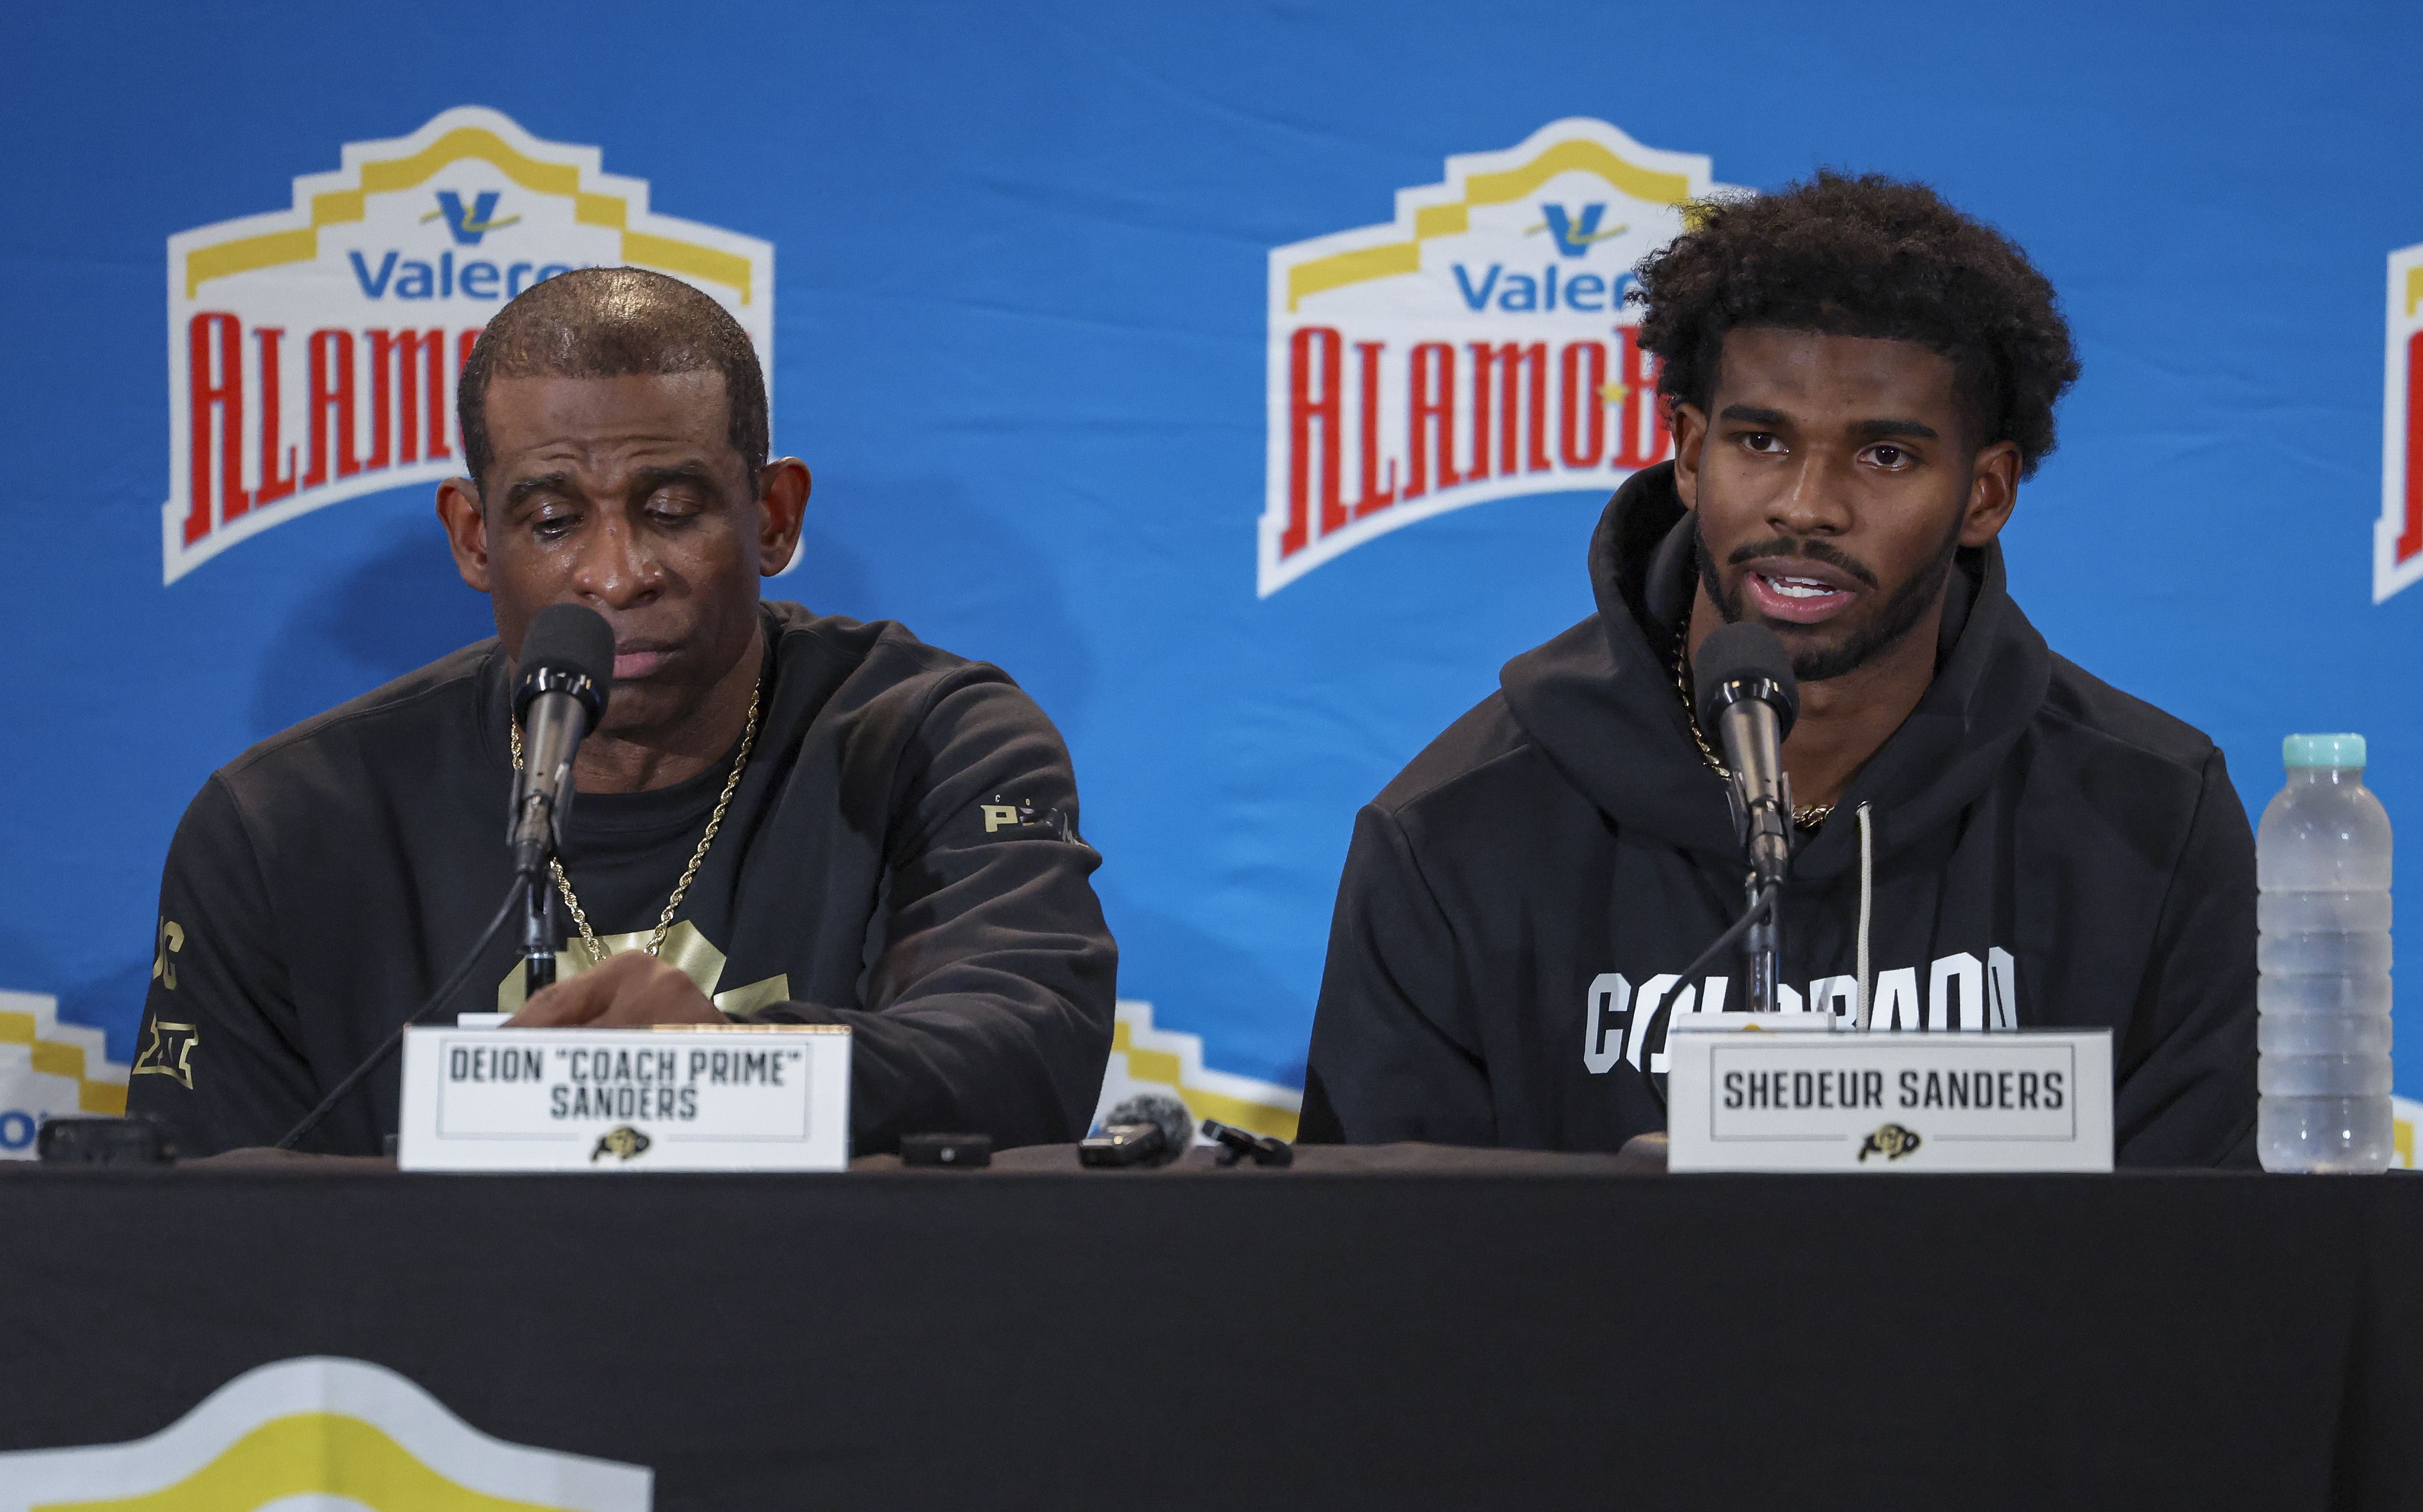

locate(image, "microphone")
[[1079, 1092, 1194, 1168], [1692, 622, 1802, 1012], [274, 607, 613, 1154], [1202, 1118, 1294, 1168], [508, 604, 614, 879]]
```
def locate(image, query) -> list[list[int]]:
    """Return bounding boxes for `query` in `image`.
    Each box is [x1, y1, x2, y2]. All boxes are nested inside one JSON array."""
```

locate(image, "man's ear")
[[1959, 440, 2023, 548], [756, 458, 811, 576], [435, 478, 492, 592], [1669, 400, 1708, 510]]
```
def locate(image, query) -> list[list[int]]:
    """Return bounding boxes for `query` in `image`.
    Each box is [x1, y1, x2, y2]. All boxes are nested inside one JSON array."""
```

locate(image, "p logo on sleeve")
[[977, 794, 1087, 846]]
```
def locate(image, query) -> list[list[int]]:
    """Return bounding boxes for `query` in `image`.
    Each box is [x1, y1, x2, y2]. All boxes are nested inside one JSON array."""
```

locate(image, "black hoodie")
[[1302, 464, 2257, 1167]]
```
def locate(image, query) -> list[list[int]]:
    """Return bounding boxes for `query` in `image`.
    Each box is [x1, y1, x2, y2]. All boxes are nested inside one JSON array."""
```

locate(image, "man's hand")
[[509, 950, 728, 1028]]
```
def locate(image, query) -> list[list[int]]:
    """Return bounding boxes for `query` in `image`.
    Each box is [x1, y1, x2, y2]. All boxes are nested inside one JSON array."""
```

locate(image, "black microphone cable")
[[1639, 884, 1782, 1116], [275, 874, 530, 1152], [1669, 884, 1782, 991]]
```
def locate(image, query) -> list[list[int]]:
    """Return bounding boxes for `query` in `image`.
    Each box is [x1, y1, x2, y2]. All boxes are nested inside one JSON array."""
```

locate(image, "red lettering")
[[1284, 326, 1341, 556], [255, 328, 298, 505], [304, 329, 360, 488], [1351, 341, 1396, 519], [1612, 326, 1671, 471], [1405, 342, 1460, 500], [457, 327, 483, 471], [1559, 341, 1607, 469], [409, 328, 452, 462], [184, 313, 246, 544], [1470, 341, 1549, 480], [370, 328, 451, 464], [366, 330, 396, 470], [1465, 344, 1493, 483], [2401, 331, 2423, 563]]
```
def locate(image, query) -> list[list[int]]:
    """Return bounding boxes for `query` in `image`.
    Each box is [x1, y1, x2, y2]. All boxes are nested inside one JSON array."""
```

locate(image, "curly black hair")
[[1630, 171, 2079, 476]]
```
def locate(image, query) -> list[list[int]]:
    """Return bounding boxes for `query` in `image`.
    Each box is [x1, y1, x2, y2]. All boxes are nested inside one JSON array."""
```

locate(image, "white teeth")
[[1765, 574, 1835, 599]]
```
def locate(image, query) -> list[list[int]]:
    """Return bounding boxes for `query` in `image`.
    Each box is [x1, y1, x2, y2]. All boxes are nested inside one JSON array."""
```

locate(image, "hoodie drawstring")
[[1855, 803, 1875, 1031]]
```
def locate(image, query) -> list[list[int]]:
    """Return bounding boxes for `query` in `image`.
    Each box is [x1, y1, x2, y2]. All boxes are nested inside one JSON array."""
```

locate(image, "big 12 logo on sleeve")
[[162, 106, 772, 584]]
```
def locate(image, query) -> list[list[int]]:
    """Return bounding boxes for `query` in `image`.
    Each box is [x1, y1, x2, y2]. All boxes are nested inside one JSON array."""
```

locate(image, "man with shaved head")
[[130, 268, 1116, 1157]]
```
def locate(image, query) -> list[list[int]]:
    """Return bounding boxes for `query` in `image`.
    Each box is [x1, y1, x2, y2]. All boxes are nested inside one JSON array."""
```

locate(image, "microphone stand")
[[1723, 700, 1793, 1015], [522, 867, 556, 998], [511, 770, 562, 999], [1741, 864, 1786, 1014], [509, 690, 585, 1001]]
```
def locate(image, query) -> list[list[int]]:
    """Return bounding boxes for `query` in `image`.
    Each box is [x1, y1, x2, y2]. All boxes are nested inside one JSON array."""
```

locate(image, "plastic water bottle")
[[2257, 733, 2393, 1173]]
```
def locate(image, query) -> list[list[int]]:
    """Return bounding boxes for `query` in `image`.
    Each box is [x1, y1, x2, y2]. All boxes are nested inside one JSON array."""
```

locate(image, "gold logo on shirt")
[[133, 1020, 199, 1090], [980, 793, 1085, 844], [152, 916, 185, 991], [492, 920, 788, 1017]]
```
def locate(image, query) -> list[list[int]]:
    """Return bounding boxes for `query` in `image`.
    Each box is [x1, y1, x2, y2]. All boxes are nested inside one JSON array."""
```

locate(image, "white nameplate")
[[1665, 1027, 2112, 1172], [397, 1024, 851, 1172]]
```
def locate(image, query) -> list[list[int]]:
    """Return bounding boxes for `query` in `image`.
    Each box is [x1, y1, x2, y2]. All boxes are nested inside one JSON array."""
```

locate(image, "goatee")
[[1694, 515, 1963, 683]]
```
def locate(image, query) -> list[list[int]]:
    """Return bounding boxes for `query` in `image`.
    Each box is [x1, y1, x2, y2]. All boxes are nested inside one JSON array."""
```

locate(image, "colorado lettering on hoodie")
[[1301, 463, 2257, 1167]]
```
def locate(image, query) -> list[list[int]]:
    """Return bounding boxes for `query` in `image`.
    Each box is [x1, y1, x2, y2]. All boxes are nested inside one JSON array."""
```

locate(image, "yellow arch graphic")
[[183, 126, 752, 304], [1285, 136, 1693, 312], [35, 1412, 575, 1512], [1110, 1020, 1298, 1141], [0, 1007, 125, 1115]]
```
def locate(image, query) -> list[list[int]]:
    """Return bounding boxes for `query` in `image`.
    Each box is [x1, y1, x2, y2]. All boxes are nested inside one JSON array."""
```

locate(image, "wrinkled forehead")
[[480, 371, 745, 487]]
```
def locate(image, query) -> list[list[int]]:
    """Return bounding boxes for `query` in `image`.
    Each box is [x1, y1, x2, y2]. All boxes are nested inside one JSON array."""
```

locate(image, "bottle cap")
[[2284, 733, 2366, 769]]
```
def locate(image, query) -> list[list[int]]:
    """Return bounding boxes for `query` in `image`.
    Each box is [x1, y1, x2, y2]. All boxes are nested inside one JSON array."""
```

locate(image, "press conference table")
[[1, 1146, 2416, 1510]]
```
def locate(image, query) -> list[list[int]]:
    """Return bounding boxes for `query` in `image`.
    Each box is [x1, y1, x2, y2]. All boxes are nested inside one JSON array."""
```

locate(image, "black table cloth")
[[0, 1147, 2415, 1509]]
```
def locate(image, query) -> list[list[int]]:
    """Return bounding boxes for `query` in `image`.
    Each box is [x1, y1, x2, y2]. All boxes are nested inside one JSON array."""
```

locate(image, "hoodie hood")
[[1500, 462, 2053, 881], [1312, 462, 2251, 1167]]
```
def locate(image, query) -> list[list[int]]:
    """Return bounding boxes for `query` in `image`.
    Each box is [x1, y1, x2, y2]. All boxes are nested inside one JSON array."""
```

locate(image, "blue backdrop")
[[7, 0, 2423, 1098]]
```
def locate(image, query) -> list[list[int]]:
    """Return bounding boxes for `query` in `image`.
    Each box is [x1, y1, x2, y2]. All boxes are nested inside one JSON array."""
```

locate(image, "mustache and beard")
[[1695, 511, 1964, 683]]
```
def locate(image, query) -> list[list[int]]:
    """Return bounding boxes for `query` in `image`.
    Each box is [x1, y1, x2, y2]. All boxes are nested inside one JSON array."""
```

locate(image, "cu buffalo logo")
[[591, 1126, 652, 1163], [1858, 1123, 1922, 1163]]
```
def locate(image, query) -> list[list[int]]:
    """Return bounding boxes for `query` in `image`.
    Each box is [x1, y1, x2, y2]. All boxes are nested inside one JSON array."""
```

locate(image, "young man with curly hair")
[[1300, 172, 2255, 1166]]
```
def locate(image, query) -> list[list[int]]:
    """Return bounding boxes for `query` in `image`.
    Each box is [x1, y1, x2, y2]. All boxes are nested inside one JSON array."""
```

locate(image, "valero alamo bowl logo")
[[1261, 119, 1739, 596], [0, 1355, 650, 1510], [163, 106, 773, 584]]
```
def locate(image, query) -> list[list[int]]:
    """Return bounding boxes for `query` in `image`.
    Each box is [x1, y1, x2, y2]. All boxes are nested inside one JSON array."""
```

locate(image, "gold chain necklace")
[[1673, 640, 1833, 832], [511, 680, 762, 964]]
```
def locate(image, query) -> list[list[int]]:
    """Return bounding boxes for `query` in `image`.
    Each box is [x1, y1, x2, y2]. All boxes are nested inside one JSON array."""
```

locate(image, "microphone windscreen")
[[1102, 1092, 1194, 1167], [1693, 620, 1800, 736], [513, 604, 616, 722]]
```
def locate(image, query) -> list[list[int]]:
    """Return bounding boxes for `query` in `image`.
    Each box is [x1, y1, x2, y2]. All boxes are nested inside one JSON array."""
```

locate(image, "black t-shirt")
[[128, 602, 1118, 1156], [538, 732, 737, 961]]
